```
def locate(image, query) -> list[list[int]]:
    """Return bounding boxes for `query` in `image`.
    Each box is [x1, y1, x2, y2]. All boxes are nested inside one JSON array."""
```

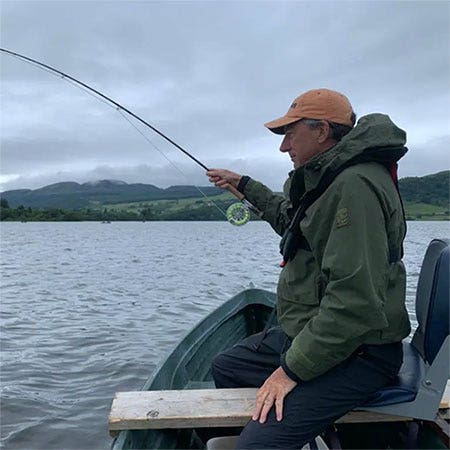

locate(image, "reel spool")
[[226, 202, 250, 226]]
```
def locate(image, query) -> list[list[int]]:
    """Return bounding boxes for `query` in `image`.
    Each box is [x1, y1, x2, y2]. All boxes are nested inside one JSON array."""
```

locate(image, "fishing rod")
[[0, 47, 262, 224]]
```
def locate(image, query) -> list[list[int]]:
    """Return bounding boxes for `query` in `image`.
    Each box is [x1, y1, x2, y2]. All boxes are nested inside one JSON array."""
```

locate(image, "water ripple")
[[0, 221, 446, 449]]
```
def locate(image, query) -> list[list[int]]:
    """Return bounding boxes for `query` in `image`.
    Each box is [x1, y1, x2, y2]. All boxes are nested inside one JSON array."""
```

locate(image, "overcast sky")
[[1, 0, 449, 192]]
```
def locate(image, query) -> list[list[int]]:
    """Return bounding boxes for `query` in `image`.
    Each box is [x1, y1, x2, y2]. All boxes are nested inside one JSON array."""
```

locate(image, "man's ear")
[[317, 121, 332, 144]]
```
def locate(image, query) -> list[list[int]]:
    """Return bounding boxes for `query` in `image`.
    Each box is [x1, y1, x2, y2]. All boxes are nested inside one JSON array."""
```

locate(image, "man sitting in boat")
[[207, 88, 411, 449]]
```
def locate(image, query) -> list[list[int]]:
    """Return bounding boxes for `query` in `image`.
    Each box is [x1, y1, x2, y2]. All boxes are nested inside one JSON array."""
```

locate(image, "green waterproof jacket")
[[242, 113, 411, 381]]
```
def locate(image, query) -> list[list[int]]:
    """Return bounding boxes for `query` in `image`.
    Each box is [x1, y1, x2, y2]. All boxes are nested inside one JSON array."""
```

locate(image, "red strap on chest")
[[387, 161, 399, 187]]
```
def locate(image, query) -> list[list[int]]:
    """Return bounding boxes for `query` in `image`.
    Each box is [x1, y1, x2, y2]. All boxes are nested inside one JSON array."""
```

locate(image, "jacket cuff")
[[241, 178, 274, 208], [285, 346, 319, 381], [280, 353, 304, 383], [237, 175, 251, 193]]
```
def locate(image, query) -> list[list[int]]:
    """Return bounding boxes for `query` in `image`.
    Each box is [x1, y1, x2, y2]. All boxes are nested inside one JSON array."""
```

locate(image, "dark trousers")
[[211, 327, 403, 449]]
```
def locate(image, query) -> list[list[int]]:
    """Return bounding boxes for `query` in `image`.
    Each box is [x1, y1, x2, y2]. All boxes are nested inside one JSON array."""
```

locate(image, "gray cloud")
[[1, 0, 449, 192], [399, 135, 450, 178]]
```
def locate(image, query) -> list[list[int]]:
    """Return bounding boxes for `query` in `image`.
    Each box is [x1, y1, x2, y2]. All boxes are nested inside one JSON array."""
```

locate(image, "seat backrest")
[[411, 238, 450, 364]]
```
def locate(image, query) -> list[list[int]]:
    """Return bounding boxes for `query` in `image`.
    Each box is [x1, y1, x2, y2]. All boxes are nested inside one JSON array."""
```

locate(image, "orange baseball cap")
[[264, 88, 354, 134]]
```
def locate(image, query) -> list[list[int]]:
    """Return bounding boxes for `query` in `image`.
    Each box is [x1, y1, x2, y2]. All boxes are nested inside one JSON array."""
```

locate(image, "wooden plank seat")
[[109, 382, 450, 436]]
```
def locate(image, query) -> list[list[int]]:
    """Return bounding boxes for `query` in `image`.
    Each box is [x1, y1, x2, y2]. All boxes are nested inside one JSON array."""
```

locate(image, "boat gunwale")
[[111, 288, 276, 449]]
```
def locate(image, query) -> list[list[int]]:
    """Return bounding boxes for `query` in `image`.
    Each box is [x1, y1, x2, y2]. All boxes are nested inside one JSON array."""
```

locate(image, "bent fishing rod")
[[0, 47, 262, 222]]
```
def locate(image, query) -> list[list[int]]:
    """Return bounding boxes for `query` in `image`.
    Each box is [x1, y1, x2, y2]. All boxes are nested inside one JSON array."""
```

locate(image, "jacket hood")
[[301, 113, 408, 192]]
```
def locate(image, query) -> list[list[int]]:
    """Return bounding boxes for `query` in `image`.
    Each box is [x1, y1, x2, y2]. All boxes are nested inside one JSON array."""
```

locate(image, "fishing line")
[[7, 49, 227, 217], [64, 77, 118, 111], [117, 110, 229, 219], [1, 47, 259, 225], [1, 48, 208, 168]]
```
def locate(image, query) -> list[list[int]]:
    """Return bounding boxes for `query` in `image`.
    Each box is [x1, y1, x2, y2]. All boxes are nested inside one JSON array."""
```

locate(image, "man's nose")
[[280, 135, 290, 153]]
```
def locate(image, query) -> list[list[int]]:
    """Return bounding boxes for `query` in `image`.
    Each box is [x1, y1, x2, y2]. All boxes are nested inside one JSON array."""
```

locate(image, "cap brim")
[[264, 116, 301, 135]]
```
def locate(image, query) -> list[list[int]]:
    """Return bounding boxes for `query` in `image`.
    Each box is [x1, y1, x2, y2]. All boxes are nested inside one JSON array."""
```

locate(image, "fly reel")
[[226, 202, 250, 226]]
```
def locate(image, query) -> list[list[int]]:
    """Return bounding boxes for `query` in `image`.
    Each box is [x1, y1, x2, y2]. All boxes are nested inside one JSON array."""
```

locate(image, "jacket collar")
[[294, 113, 408, 193]]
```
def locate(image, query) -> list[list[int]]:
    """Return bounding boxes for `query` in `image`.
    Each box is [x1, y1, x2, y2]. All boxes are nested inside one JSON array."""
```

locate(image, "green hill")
[[1, 171, 448, 221], [0, 180, 223, 209], [398, 171, 449, 207]]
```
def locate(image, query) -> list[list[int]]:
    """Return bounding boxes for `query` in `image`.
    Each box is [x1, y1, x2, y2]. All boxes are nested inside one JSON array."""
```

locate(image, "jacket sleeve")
[[242, 178, 293, 236], [285, 174, 391, 381]]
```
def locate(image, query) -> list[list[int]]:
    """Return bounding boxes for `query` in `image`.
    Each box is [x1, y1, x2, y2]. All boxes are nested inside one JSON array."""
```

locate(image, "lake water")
[[0, 221, 448, 449]]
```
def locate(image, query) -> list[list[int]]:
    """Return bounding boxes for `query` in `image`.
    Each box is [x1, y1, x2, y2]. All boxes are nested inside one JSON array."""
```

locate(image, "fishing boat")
[[110, 239, 449, 449]]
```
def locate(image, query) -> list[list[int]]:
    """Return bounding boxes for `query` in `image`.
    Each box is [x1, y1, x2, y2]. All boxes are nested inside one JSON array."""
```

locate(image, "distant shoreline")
[[2, 218, 448, 223], [1, 191, 449, 223], [1, 205, 449, 222]]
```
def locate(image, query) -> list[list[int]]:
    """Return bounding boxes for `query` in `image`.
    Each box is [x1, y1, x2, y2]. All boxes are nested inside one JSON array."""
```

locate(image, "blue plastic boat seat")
[[365, 342, 425, 407], [359, 238, 450, 420]]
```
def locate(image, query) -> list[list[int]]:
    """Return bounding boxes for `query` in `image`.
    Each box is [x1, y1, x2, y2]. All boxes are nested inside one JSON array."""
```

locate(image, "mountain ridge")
[[1, 171, 448, 210], [0, 179, 223, 209]]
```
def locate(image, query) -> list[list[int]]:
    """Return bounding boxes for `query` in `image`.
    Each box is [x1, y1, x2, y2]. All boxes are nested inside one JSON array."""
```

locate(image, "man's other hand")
[[253, 367, 297, 423]]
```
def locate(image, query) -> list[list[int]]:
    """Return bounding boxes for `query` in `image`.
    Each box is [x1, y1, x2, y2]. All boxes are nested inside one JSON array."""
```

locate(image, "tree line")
[[0, 198, 238, 222], [399, 171, 449, 207]]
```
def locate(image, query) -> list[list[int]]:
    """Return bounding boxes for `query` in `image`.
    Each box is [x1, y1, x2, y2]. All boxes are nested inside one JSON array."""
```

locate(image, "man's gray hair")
[[304, 112, 356, 142]]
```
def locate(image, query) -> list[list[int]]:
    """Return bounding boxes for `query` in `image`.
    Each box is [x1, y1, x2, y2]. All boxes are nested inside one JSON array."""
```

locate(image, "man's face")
[[279, 120, 322, 169]]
